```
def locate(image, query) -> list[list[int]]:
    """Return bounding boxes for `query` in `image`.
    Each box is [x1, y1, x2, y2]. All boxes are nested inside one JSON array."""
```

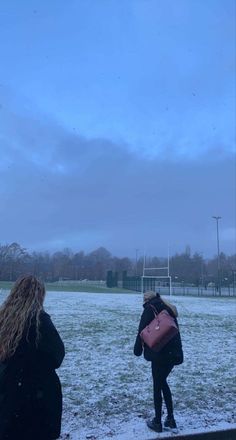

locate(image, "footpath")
[[147, 427, 236, 440]]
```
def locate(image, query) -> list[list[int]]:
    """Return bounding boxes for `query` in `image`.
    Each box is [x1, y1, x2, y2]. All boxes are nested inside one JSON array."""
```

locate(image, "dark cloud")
[[0, 96, 235, 257]]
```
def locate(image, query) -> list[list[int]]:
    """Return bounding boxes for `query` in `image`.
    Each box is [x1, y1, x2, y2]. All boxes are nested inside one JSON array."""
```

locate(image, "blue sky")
[[0, 0, 235, 257]]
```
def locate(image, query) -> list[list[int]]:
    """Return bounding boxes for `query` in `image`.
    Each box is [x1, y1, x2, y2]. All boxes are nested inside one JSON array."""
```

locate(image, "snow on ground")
[[1, 290, 235, 439], [40, 292, 236, 439]]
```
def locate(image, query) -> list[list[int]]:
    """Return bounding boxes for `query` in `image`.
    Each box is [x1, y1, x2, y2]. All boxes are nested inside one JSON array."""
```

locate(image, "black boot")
[[164, 415, 177, 432], [146, 418, 162, 433]]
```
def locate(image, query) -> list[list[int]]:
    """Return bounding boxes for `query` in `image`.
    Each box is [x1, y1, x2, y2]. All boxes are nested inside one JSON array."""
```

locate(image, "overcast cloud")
[[0, 1, 235, 257], [1, 92, 235, 258]]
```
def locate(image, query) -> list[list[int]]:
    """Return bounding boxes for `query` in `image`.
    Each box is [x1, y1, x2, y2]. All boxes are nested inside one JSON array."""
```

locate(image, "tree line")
[[0, 242, 235, 286]]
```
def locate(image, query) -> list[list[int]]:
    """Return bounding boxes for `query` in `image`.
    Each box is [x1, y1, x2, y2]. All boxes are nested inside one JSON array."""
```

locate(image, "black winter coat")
[[134, 296, 183, 365], [0, 310, 65, 440]]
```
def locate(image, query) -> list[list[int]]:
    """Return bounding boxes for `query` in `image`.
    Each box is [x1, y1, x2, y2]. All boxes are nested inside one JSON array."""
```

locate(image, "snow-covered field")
[[1, 290, 236, 439], [41, 292, 236, 439]]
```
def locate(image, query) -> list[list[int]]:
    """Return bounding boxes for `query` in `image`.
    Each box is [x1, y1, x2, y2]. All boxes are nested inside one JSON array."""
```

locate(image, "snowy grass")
[[1, 290, 235, 439], [41, 292, 236, 439]]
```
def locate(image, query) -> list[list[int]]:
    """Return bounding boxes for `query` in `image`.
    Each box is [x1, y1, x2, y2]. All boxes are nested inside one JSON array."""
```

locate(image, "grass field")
[[0, 290, 235, 439], [1, 280, 235, 297], [0, 280, 131, 294]]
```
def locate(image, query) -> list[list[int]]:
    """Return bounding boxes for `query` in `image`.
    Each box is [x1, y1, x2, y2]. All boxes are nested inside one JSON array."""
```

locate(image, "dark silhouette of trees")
[[0, 243, 30, 281], [0, 242, 235, 286]]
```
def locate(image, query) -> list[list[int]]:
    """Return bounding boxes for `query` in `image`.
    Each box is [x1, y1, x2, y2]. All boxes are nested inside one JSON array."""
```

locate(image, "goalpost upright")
[[141, 249, 172, 296]]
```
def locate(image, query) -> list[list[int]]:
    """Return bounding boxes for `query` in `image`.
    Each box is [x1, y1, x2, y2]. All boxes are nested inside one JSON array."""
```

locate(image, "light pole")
[[212, 216, 221, 295], [135, 249, 139, 276], [200, 252, 204, 290]]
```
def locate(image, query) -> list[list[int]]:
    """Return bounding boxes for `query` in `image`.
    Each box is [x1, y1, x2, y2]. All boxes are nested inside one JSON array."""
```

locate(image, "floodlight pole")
[[200, 252, 204, 290], [168, 244, 172, 296], [141, 252, 146, 295], [212, 216, 221, 295], [135, 248, 139, 276]]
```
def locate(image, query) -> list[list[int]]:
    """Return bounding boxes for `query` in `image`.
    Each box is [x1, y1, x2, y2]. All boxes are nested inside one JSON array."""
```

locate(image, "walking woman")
[[0, 275, 65, 440], [134, 291, 183, 433]]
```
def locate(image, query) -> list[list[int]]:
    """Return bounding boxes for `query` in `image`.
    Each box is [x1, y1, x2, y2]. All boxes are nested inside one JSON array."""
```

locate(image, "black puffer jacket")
[[0, 310, 65, 440], [134, 296, 183, 364]]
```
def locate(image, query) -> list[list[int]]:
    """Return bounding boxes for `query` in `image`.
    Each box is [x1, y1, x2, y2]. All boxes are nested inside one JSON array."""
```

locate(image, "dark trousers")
[[151, 361, 174, 423]]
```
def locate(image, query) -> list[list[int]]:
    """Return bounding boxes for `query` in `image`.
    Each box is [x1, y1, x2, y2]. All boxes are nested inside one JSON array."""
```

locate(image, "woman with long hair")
[[0, 275, 65, 440], [134, 291, 183, 433]]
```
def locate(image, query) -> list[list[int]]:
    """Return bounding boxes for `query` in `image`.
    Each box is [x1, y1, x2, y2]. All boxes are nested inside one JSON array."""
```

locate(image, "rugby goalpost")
[[141, 249, 172, 296]]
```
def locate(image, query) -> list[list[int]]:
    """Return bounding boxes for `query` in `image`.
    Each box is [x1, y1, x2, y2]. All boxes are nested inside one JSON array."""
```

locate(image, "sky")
[[0, 0, 235, 258]]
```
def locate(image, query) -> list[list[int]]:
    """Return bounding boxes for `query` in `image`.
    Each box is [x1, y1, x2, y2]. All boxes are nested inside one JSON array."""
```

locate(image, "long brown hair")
[[0, 275, 45, 362]]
